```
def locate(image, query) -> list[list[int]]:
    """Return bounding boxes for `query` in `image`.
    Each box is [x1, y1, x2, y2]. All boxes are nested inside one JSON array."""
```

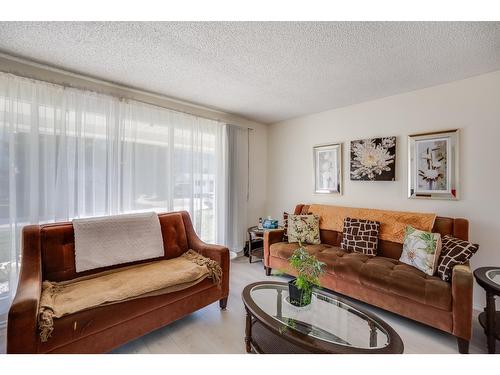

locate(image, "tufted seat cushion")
[[334, 252, 452, 311], [270, 242, 346, 273], [270, 242, 452, 311], [269, 242, 340, 258]]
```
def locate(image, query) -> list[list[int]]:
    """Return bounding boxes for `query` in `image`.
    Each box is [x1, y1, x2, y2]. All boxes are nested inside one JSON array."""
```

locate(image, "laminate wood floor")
[[0, 256, 491, 354]]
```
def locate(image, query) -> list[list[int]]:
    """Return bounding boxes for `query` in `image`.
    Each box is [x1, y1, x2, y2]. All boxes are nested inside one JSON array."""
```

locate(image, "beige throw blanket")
[[38, 250, 222, 342], [73, 212, 165, 273], [308, 204, 436, 244]]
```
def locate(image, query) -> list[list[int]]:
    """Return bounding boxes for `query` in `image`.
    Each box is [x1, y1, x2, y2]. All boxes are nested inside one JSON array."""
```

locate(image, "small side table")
[[247, 226, 283, 264], [474, 267, 500, 354]]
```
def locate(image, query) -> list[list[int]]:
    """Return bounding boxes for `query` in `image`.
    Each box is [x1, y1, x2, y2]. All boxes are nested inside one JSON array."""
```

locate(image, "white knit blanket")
[[73, 212, 165, 272]]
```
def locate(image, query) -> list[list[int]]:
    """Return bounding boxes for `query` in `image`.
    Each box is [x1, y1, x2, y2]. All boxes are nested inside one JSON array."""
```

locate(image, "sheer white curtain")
[[0, 72, 226, 321], [225, 125, 249, 254]]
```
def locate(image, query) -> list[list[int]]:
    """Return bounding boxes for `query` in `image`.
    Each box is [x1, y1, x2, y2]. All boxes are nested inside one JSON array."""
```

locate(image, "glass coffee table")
[[242, 281, 404, 354]]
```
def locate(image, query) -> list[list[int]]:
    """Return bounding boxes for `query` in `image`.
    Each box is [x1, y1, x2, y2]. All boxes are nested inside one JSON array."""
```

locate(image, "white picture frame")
[[313, 143, 342, 194], [408, 129, 459, 200]]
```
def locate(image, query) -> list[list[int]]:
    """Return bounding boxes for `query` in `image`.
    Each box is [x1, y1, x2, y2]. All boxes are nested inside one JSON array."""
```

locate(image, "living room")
[[1, 1, 500, 373]]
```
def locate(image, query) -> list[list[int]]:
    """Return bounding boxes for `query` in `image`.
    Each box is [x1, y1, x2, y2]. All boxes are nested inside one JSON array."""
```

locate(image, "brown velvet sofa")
[[264, 204, 474, 353], [7, 211, 229, 354]]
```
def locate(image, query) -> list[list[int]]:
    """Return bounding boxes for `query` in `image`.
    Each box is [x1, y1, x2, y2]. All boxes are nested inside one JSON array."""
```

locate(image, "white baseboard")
[[473, 303, 484, 313]]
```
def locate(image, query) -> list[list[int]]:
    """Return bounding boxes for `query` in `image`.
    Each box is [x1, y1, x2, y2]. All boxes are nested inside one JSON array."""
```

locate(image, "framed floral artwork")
[[408, 129, 459, 200], [313, 143, 342, 194], [350, 137, 396, 181]]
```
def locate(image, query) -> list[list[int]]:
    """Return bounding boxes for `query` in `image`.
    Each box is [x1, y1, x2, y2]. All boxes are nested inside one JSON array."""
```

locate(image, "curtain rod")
[[0, 52, 256, 131]]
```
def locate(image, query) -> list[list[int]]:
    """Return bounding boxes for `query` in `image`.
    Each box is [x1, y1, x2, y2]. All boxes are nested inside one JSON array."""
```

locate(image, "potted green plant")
[[287, 241, 326, 307]]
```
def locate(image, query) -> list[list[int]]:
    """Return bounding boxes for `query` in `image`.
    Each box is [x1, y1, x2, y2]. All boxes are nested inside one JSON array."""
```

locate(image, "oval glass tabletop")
[[486, 269, 500, 286], [249, 283, 390, 349]]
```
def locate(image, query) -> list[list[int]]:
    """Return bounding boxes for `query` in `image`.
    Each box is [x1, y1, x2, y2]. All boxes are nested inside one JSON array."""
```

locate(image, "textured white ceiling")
[[0, 22, 499, 124]]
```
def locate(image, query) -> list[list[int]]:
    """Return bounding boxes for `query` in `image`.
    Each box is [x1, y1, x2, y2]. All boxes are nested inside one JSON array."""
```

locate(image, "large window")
[[0, 73, 226, 318]]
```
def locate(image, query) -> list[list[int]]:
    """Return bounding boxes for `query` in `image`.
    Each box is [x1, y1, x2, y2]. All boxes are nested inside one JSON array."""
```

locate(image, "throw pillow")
[[399, 226, 442, 276], [341, 217, 380, 256], [284, 211, 313, 241], [287, 214, 321, 244], [283, 212, 289, 242], [437, 235, 479, 282]]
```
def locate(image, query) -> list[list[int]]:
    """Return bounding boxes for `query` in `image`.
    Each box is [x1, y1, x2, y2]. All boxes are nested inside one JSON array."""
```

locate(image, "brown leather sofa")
[[7, 211, 230, 354], [264, 204, 474, 353]]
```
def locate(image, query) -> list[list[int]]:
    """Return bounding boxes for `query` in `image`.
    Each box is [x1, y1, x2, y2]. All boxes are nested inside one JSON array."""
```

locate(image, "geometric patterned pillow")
[[341, 217, 380, 256], [437, 235, 479, 282]]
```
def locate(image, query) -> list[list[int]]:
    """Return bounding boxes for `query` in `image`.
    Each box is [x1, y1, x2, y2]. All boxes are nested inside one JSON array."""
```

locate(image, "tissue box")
[[262, 219, 279, 229]]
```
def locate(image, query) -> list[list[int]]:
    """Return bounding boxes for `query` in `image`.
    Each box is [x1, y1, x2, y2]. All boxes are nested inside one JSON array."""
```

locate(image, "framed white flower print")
[[350, 137, 396, 181], [313, 143, 342, 194], [408, 129, 459, 200]]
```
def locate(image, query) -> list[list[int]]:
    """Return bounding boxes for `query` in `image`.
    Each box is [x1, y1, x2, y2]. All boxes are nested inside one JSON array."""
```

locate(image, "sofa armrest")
[[191, 241, 230, 294], [7, 225, 42, 353], [191, 241, 230, 296], [181, 212, 229, 295], [263, 229, 285, 268], [191, 241, 229, 267], [451, 263, 473, 340]]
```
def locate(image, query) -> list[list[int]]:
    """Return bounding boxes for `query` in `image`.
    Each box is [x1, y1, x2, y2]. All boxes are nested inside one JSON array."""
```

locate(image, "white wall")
[[247, 122, 268, 228], [267, 70, 500, 309]]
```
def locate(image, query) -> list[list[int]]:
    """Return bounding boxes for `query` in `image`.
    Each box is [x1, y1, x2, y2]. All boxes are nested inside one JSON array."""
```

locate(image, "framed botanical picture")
[[313, 143, 342, 194], [408, 129, 459, 200], [350, 137, 396, 181]]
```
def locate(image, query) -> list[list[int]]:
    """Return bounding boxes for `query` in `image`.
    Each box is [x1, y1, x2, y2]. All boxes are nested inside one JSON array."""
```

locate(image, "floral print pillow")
[[399, 226, 442, 276], [287, 214, 321, 245]]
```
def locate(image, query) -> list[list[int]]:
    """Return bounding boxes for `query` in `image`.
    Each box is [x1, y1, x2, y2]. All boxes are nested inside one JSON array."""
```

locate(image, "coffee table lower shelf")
[[247, 318, 312, 354]]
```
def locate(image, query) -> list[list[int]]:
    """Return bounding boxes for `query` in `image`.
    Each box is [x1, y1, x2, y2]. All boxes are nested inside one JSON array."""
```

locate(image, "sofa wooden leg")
[[457, 337, 469, 354], [219, 297, 228, 310], [265, 267, 271, 276]]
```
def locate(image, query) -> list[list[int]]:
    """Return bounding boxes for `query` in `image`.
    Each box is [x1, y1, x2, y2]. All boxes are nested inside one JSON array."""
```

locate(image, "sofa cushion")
[[399, 225, 442, 276], [37, 278, 216, 353], [341, 217, 380, 256], [270, 241, 451, 311], [437, 235, 479, 282], [287, 214, 321, 244], [333, 253, 451, 311], [284, 211, 314, 242], [269, 242, 336, 259], [270, 242, 346, 274]]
